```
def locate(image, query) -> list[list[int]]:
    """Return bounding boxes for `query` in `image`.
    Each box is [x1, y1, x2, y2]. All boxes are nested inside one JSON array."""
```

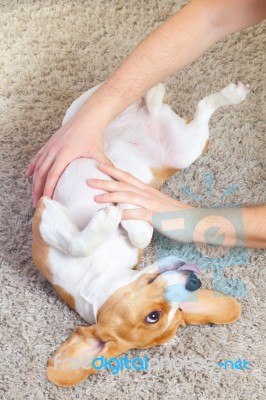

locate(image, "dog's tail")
[[144, 83, 166, 116]]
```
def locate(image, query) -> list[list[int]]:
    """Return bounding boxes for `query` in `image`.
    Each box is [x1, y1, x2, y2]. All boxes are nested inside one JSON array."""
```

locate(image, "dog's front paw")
[[122, 220, 153, 249], [67, 206, 122, 257], [221, 82, 250, 105], [92, 206, 122, 235]]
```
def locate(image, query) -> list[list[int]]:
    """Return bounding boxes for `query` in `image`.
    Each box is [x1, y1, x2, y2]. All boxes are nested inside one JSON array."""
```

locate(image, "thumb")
[[91, 149, 113, 166]]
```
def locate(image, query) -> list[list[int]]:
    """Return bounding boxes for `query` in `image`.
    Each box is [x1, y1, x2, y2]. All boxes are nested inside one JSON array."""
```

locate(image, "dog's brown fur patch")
[[151, 167, 179, 189], [202, 139, 210, 156], [54, 285, 76, 310], [132, 248, 144, 271], [32, 198, 53, 283]]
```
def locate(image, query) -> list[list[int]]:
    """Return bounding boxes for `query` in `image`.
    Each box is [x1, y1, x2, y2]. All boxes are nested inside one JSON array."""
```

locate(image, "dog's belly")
[[52, 146, 155, 229], [52, 158, 113, 229]]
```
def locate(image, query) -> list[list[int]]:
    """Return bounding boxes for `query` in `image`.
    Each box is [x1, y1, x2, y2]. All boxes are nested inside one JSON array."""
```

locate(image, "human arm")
[[88, 164, 266, 249], [26, 0, 266, 207]]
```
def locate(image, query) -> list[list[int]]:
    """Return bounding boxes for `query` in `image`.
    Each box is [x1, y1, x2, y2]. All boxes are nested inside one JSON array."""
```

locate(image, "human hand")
[[87, 164, 193, 224], [26, 113, 112, 207]]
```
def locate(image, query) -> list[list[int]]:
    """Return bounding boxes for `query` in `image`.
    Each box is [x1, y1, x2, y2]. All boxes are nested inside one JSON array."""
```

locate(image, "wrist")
[[173, 198, 195, 211], [73, 101, 109, 131], [76, 80, 129, 127], [153, 206, 245, 247]]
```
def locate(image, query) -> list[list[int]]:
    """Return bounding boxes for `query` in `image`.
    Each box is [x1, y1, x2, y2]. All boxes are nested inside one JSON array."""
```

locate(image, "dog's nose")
[[185, 272, 202, 291]]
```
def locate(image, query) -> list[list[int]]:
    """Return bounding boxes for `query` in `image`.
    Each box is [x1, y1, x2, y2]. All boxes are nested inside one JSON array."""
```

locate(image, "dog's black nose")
[[185, 272, 202, 291]]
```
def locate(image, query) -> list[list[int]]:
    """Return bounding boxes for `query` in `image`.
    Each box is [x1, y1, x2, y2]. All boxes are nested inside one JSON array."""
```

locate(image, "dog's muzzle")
[[159, 261, 202, 292], [175, 263, 202, 292]]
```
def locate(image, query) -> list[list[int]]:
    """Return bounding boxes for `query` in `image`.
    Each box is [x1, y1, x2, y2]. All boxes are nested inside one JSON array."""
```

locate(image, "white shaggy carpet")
[[0, 1, 265, 399]]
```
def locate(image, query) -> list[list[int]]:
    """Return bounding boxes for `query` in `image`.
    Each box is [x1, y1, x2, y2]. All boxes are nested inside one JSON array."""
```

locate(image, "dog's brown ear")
[[179, 289, 241, 326], [47, 326, 127, 387], [47, 326, 102, 387]]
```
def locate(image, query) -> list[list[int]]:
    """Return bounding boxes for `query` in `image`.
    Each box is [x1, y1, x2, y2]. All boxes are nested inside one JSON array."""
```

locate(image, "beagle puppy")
[[32, 81, 249, 386]]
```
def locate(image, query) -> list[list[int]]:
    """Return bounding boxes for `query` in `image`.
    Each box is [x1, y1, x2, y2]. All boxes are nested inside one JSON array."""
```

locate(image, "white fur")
[[39, 82, 250, 323]]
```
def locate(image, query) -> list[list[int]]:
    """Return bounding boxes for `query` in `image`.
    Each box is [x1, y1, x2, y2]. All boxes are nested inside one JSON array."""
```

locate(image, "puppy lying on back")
[[32, 81, 249, 386]]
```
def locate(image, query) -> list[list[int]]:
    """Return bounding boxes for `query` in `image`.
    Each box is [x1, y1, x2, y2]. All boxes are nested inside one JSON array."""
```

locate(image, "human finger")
[[121, 207, 152, 223], [90, 149, 114, 166], [32, 152, 57, 206], [94, 191, 154, 210], [98, 163, 149, 190], [87, 178, 146, 197], [26, 145, 47, 176], [42, 152, 72, 200]]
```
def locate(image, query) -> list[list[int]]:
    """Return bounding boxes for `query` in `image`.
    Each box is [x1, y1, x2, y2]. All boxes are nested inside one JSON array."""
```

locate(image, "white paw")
[[122, 220, 153, 249], [67, 206, 122, 257], [91, 206, 121, 234], [221, 82, 250, 105], [40, 197, 79, 251], [42, 197, 79, 233]]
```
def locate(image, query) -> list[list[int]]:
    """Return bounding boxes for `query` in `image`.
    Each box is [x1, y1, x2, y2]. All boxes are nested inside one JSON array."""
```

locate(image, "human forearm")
[[90, 165, 266, 249], [27, 0, 266, 206], [154, 205, 266, 249], [77, 0, 266, 126], [77, 0, 219, 125], [82, 1, 218, 123], [242, 205, 266, 248]]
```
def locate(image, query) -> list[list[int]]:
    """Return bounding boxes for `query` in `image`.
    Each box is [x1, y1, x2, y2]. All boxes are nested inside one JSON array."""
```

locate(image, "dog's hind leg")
[[39, 197, 121, 257], [164, 82, 250, 170], [193, 82, 250, 124]]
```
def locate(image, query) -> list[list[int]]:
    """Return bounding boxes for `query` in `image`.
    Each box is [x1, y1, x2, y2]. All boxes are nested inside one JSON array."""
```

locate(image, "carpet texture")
[[0, 1, 265, 399]]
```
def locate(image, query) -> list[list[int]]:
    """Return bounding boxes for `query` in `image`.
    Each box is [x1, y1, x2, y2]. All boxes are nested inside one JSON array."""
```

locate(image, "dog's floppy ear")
[[46, 326, 124, 387], [179, 289, 241, 326]]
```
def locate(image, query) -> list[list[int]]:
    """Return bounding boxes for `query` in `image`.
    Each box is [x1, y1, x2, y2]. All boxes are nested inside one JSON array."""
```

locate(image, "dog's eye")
[[145, 311, 161, 324]]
